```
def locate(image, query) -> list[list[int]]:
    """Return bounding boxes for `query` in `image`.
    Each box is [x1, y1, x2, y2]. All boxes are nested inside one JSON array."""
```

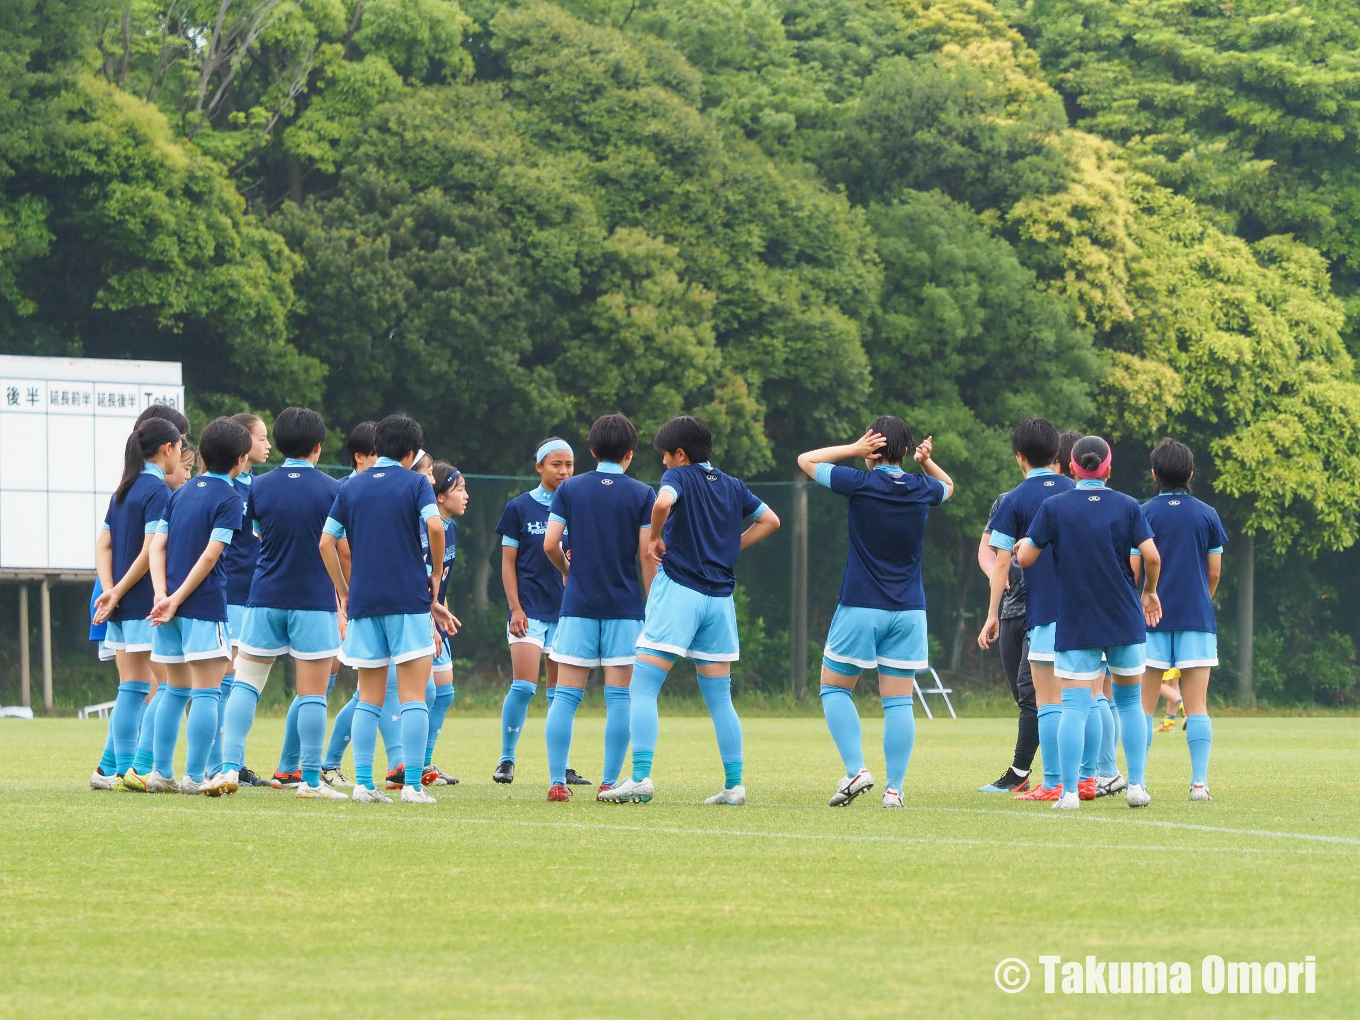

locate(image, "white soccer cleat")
[[90, 769, 116, 791], [205, 770, 239, 797], [1053, 791, 1080, 811], [145, 770, 180, 794], [704, 785, 745, 806], [298, 782, 348, 800], [320, 767, 352, 788], [829, 768, 875, 807], [351, 785, 393, 804], [881, 788, 904, 809], [400, 784, 436, 805], [179, 776, 204, 796], [1096, 773, 1126, 797], [1126, 783, 1151, 808], [598, 777, 653, 803], [1189, 783, 1212, 802]]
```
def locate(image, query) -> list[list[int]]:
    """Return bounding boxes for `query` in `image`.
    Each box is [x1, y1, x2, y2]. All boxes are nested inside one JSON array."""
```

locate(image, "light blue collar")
[[698, 461, 714, 470], [348, 469, 358, 478], [873, 464, 905, 475], [530, 485, 554, 506], [1162, 489, 1189, 495], [205, 471, 233, 482], [142, 463, 166, 480], [375, 456, 403, 468], [1076, 479, 1107, 490], [238, 469, 253, 486], [1026, 468, 1057, 478], [597, 461, 625, 474], [282, 458, 314, 469]]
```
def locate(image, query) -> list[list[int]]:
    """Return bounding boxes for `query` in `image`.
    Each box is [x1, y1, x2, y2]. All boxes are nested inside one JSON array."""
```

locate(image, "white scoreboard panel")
[[0, 355, 184, 571]]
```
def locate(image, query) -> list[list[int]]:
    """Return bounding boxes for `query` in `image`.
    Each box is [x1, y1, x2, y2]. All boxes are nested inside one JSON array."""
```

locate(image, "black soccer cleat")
[[238, 765, 271, 788], [492, 759, 515, 784], [564, 767, 591, 786], [978, 767, 1031, 793]]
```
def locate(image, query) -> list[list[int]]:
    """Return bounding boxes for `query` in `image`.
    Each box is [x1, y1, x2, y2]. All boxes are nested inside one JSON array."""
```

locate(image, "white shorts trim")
[[507, 633, 547, 649], [150, 648, 232, 665], [1053, 667, 1107, 682], [235, 641, 290, 659], [548, 652, 637, 668], [876, 654, 929, 670], [1147, 656, 1217, 670], [642, 640, 740, 663], [1107, 663, 1145, 677], [822, 649, 877, 671], [432, 660, 454, 674], [1027, 650, 1055, 663]]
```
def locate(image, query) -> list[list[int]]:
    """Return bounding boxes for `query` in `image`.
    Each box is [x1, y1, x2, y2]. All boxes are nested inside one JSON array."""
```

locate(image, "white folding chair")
[[77, 700, 118, 720], [913, 668, 956, 719]]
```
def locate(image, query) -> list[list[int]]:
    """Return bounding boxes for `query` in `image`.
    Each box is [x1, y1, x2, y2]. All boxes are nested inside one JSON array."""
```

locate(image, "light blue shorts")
[[506, 617, 557, 654], [1054, 643, 1146, 681], [105, 618, 154, 653], [432, 633, 453, 674], [1145, 630, 1218, 670], [150, 617, 232, 664], [342, 613, 436, 669], [823, 605, 927, 673], [550, 616, 643, 668], [237, 607, 341, 660], [227, 603, 246, 647], [97, 641, 116, 662], [636, 569, 739, 662], [1027, 622, 1056, 663]]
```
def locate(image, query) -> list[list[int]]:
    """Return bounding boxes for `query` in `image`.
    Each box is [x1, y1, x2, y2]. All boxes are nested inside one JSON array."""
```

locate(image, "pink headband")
[[1070, 444, 1112, 479]]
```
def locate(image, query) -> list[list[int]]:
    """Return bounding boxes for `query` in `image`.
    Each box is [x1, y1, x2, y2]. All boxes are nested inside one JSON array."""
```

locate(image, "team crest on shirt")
[[1044, 480, 1055, 487], [706, 474, 718, 482], [374, 472, 386, 478], [287, 472, 300, 479], [601, 478, 613, 485], [196, 481, 206, 488], [527, 521, 548, 536], [1169, 499, 1182, 506], [1088, 495, 1100, 501]]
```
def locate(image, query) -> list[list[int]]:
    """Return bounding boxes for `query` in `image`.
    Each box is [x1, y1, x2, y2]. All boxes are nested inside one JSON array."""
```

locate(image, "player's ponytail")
[[116, 419, 181, 504]]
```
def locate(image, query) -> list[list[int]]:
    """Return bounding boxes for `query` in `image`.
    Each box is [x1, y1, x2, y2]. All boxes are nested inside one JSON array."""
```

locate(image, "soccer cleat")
[[297, 782, 348, 800], [205, 770, 239, 797], [90, 768, 117, 791], [596, 782, 613, 802], [829, 768, 875, 807], [433, 767, 458, 786], [238, 766, 271, 788], [564, 767, 591, 786], [1126, 783, 1151, 808], [351, 785, 393, 804], [704, 786, 746, 806], [421, 765, 458, 787], [1189, 783, 1212, 802], [179, 776, 204, 796], [979, 767, 1030, 794], [145, 770, 180, 794], [1155, 718, 1175, 734], [1015, 784, 1062, 801], [1053, 791, 1080, 811], [547, 784, 572, 802], [882, 788, 904, 809], [384, 765, 405, 790], [598, 777, 653, 803], [270, 770, 302, 790], [401, 784, 436, 804], [1078, 777, 1097, 801], [492, 759, 515, 784], [116, 769, 149, 793], [1096, 773, 1126, 797], [320, 767, 352, 788]]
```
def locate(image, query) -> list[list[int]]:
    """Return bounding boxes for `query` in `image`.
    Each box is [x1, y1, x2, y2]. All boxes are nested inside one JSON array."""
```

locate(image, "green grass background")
[[1, 715, 1356, 1019]]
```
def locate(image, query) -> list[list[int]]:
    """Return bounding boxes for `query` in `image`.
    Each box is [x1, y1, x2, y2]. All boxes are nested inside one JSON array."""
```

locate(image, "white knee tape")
[[232, 656, 274, 694]]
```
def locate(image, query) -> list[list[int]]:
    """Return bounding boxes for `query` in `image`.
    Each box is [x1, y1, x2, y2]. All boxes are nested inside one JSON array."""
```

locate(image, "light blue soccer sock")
[[1186, 714, 1212, 786], [112, 680, 150, 774], [133, 685, 166, 774], [601, 685, 631, 787], [425, 676, 436, 709], [1080, 695, 1101, 781], [1111, 683, 1149, 787], [1057, 686, 1092, 794], [277, 695, 303, 774], [152, 685, 192, 777], [220, 680, 260, 774], [351, 701, 381, 789], [544, 685, 584, 787], [698, 675, 743, 788], [327, 673, 337, 696], [1036, 703, 1062, 789], [882, 694, 915, 793], [1096, 695, 1118, 776], [628, 658, 669, 782], [546, 686, 556, 707], [297, 694, 328, 787], [500, 680, 536, 762], [324, 690, 359, 770], [819, 685, 864, 776], [379, 667, 403, 772], [400, 701, 430, 787], [207, 672, 234, 777], [425, 682, 454, 766], [184, 686, 221, 783], [99, 716, 117, 775]]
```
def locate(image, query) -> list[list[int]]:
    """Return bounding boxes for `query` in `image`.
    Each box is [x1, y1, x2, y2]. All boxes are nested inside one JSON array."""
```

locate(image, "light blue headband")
[[536, 439, 573, 464]]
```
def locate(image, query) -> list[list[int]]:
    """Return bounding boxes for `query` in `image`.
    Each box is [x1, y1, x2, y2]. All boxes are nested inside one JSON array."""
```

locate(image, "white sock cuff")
[[232, 656, 274, 694]]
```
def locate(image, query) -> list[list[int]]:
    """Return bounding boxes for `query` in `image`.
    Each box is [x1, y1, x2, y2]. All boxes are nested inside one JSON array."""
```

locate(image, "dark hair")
[[651, 415, 710, 465], [1070, 435, 1111, 476], [589, 412, 640, 463], [375, 413, 424, 461], [347, 421, 377, 468], [1150, 438, 1194, 492], [866, 414, 914, 465], [431, 460, 463, 496], [115, 419, 181, 503], [199, 417, 253, 474], [1012, 417, 1059, 468], [274, 406, 327, 459], [1055, 430, 1081, 477], [180, 436, 197, 463], [230, 412, 264, 433], [135, 403, 189, 437]]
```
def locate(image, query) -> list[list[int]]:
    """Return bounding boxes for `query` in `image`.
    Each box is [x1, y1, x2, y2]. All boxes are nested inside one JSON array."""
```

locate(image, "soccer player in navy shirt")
[[420, 460, 468, 786], [492, 438, 575, 785], [978, 418, 1075, 800], [603, 416, 780, 806], [1017, 435, 1163, 810], [794, 417, 951, 809], [144, 418, 253, 795], [90, 417, 181, 791], [1137, 439, 1227, 801], [320, 413, 456, 805], [542, 414, 656, 802]]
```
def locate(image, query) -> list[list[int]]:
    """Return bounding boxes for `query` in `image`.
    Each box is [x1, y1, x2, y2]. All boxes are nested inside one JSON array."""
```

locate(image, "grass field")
[[2, 714, 1357, 1019]]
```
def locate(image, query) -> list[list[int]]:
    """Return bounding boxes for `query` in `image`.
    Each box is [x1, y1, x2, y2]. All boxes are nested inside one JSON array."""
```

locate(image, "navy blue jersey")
[[102, 466, 171, 622], [246, 460, 340, 612], [164, 473, 243, 622], [424, 515, 456, 604], [1141, 492, 1227, 633], [549, 464, 655, 620], [987, 470, 1076, 628], [1025, 480, 1154, 650], [219, 472, 258, 605], [816, 463, 947, 612], [496, 488, 567, 623], [324, 458, 440, 619], [657, 463, 766, 597]]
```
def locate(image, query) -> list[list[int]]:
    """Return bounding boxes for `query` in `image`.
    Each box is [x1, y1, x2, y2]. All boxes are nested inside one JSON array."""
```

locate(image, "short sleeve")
[[925, 475, 947, 506], [1131, 502, 1154, 547], [658, 467, 684, 504], [827, 465, 863, 498], [1208, 509, 1228, 551], [213, 492, 243, 536], [549, 483, 568, 527], [495, 499, 520, 541], [638, 485, 656, 528], [988, 492, 1020, 550], [327, 488, 348, 531], [415, 477, 440, 523], [143, 483, 170, 532], [983, 495, 1002, 535], [739, 481, 763, 520], [1026, 501, 1054, 550]]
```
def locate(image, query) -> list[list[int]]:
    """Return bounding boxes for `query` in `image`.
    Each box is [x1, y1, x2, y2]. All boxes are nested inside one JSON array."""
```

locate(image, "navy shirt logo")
[[601, 479, 613, 486], [1044, 480, 1055, 487], [1088, 495, 1100, 501], [706, 474, 718, 482], [1168, 499, 1181, 506], [287, 472, 300, 479], [196, 481, 206, 488], [374, 472, 386, 478]]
